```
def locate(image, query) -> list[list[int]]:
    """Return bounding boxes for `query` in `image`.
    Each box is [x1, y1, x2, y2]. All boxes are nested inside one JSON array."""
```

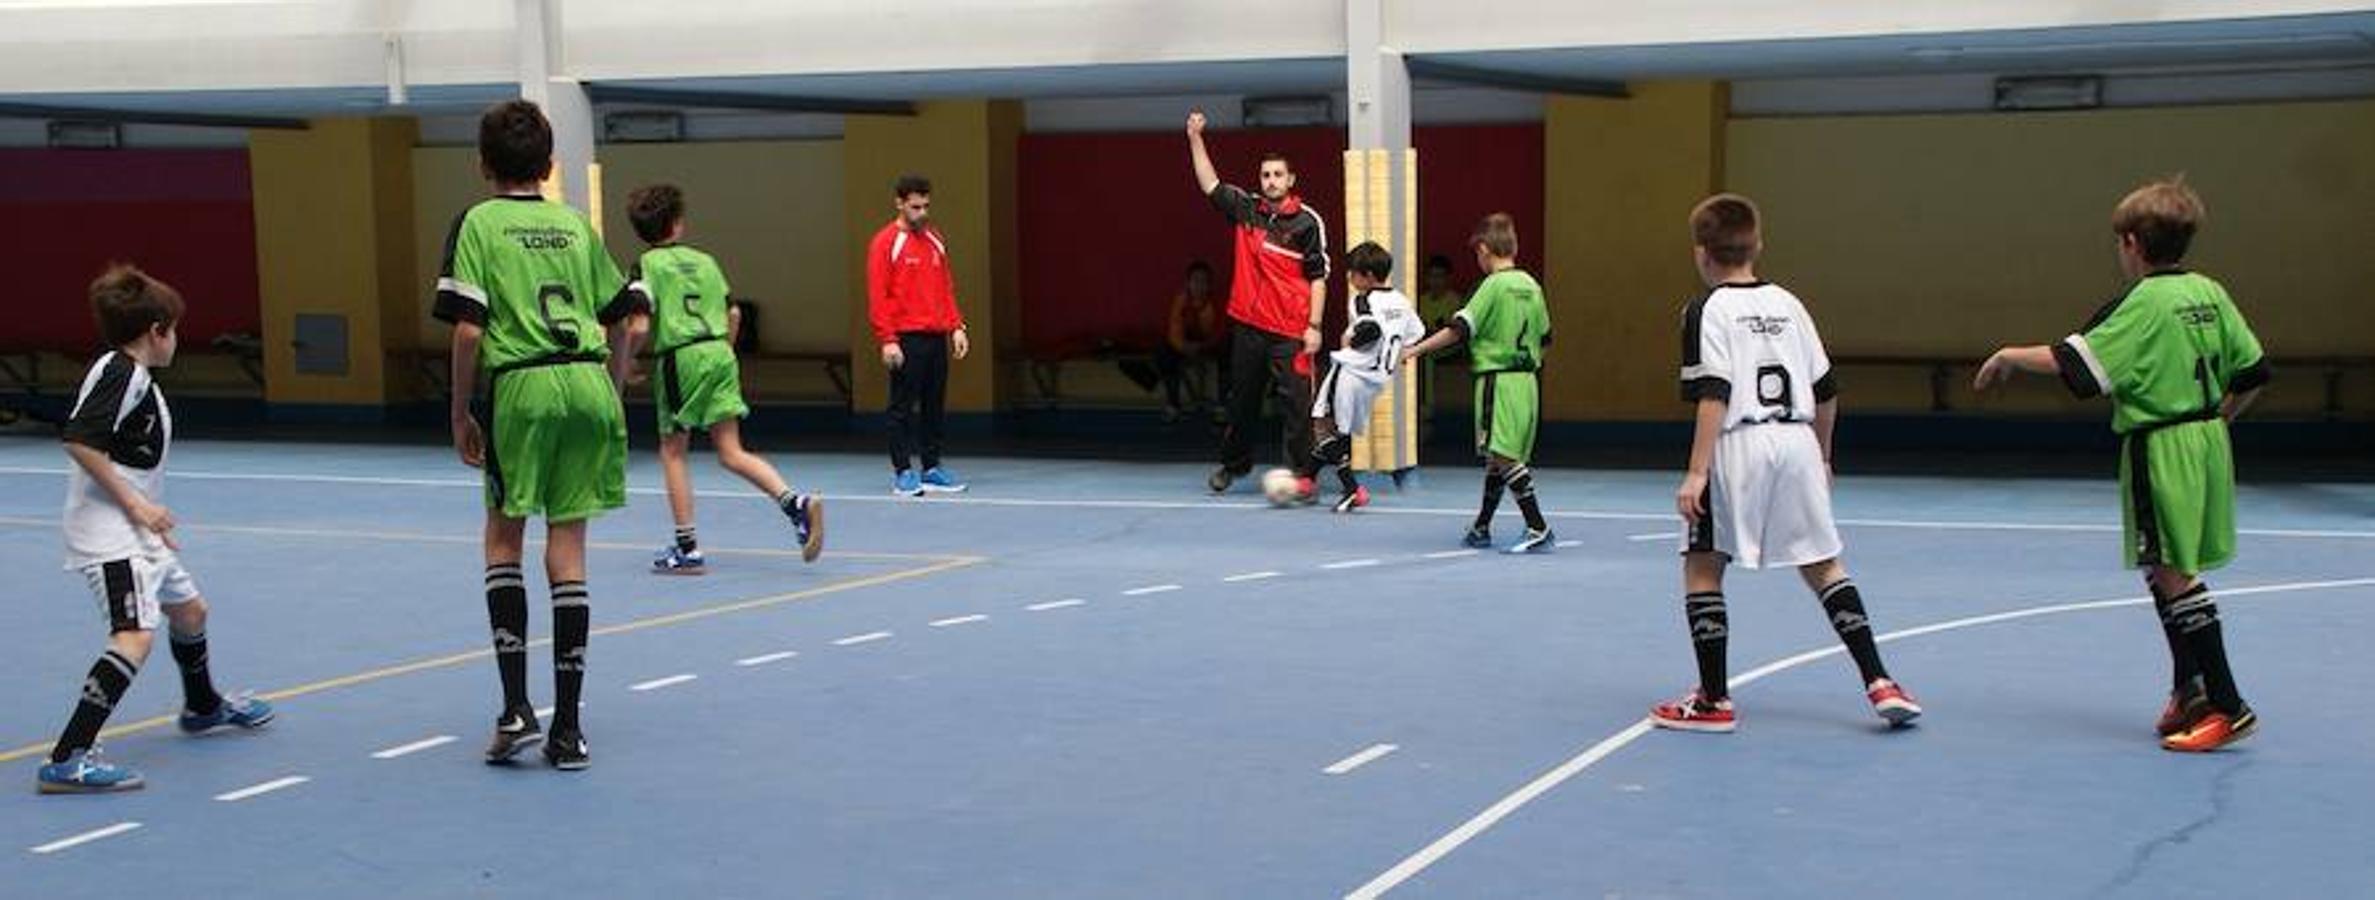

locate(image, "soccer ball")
[[1261, 468, 1303, 507]]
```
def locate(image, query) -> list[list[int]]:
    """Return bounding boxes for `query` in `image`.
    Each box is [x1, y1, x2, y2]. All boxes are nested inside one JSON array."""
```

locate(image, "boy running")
[[1297, 241, 1424, 512], [618, 184, 823, 573], [1975, 178, 2267, 752]]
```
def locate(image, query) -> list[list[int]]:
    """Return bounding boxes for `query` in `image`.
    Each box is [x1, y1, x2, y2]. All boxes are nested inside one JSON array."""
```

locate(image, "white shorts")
[[80, 552, 201, 633], [1312, 365, 1387, 437], [1681, 423, 1843, 570]]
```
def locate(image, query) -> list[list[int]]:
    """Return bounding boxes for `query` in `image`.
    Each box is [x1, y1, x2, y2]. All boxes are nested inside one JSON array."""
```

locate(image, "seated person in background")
[[1157, 261, 1223, 423]]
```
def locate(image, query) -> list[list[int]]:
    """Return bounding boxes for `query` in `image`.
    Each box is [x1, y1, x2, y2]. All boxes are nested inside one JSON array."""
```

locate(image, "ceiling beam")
[[1403, 57, 1629, 98], [0, 102, 309, 130], [582, 83, 915, 117]]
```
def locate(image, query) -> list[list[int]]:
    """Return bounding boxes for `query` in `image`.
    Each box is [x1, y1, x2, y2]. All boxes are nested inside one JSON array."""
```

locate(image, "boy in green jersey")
[[1976, 179, 2271, 753], [1402, 214, 1556, 553], [617, 184, 823, 573], [432, 100, 638, 771]]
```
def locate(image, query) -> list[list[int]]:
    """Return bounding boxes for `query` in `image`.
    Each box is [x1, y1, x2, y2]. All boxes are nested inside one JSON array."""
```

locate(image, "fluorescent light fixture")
[[1994, 75, 2103, 111], [603, 110, 683, 143], [47, 120, 121, 149], [1243, 95, 1331, 127]]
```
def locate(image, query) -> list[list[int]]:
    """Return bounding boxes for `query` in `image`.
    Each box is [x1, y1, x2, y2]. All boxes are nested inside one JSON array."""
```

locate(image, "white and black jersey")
[[1327, 288, 1426, 382], [1679, 281, 1838, 431], [61, 351, 172, 569]]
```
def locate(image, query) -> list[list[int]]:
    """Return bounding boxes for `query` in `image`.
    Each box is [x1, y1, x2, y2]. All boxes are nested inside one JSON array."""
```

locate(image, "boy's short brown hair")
[[1690, 193, 1760, 267], [89, 264, 184, 348], [626, 184, 685, 245], [477, 99, 554, 186], [1471, 213, 1519, 259], [2112, 178, 2203, 266]]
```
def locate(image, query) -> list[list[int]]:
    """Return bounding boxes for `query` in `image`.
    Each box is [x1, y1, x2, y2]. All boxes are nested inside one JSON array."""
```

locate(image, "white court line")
[[534, 706, 556, 721], [736, 651, 799, 667], [834, 631, 894, 646], [1626, 532, 1678, 542], [930, 614, 989, 628], [29, 822, 141, 855], [1422, 549, 1480, 559], [1343, 575, 2375, 899], [1224, 571, 1284, 583], [1027, 599, 1086, 611], [629, 674, 698, 692], [1323, 743, 1400, 775], [371, 735, 457, 760], [214, 775, 309, 803], [1322, 559, 1383, 570], [9, 466, 2358, 538], [1123, 584, 1182, 596], [1553, 540, 1583, 549]]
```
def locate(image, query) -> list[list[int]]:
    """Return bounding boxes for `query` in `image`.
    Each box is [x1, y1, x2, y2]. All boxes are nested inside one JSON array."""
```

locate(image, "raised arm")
[[1186, 110, 1219, 196]]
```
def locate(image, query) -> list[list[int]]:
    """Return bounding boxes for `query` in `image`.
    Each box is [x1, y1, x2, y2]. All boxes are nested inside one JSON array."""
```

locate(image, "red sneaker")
[[2162, 707, 2258, 753], [2156, 680, 2211, 737], [1867, 679, 1923, 727], [1651, 690, 1737, 733], [1332, 486, 1371, 513], [1294, 476, 1319, 505]]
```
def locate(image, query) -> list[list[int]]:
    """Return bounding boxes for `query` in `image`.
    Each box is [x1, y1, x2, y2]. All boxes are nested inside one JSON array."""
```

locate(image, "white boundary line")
[[29, 821, 142, 854], [1027, 599, 1086, 611], [736, 650, 799, 667], [930, 614, 990, 628], [1343, 576, 2375, 899], [370, 735, 457, 760], [1423, 549, 1482, 559], [1321, 559, 1384, 571], [3, 466, 2361, 539], [628, 674, 698, 692], [1323, 743, 1400, 775], [1123, 584, 1183, 596], [1224, 571, 1284, 583], [214, 775, 309, 803], [833, 631, 893, 646]]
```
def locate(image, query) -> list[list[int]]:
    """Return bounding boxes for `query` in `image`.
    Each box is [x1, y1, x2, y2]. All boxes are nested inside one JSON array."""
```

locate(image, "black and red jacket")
[[867, 220, 964, 344], [1209, 184, 1328, 340]]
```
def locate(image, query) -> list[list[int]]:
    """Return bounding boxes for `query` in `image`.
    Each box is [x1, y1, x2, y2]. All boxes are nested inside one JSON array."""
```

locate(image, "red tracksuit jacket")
[[1209, 184, 1329, 340], [867, 220, 964, 344]]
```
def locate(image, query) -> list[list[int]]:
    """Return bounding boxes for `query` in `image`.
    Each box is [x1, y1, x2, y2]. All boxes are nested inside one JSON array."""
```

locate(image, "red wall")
[[1017, 124, 1544, 357], [0, 148, 260, 351]]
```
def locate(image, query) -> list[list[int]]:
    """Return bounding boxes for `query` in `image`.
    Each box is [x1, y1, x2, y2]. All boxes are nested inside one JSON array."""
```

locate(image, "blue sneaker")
[[179, 692, 274, 735], [893, 469, 924, 497], [920, 466, 968, 493], [652, 544, 707, 575], [38, 747, 144, 794], [1505, 528, 1556, 555]]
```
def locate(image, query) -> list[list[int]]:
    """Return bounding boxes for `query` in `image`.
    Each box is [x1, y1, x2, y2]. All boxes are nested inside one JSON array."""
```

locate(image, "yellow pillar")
[[249, 117, 419, 417], [842, 100, 1022, 417], [1541, 82, 1727, 421]]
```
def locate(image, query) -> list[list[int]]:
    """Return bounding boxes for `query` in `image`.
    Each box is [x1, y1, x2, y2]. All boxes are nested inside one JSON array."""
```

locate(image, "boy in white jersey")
[[37, 266, 273, 794], [1651, 195, 1920, 733], [1296, 242, 1426, 512]]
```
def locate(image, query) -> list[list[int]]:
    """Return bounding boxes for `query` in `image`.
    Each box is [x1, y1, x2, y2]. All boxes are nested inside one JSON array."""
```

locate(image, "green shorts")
[[484, 361, 627, 522], [1474, 371, 1540, 464], [2119, 418, 2237, 575], [655, 339, 750, 436]]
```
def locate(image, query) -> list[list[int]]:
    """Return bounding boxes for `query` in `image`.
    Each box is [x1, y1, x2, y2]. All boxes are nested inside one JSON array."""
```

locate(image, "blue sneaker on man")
[[919, 466, 967, 493], [177, 692, 275, 735], [37, 747, 143, 794], [893, 469, 924, 497], [652, 544, 706, 575]]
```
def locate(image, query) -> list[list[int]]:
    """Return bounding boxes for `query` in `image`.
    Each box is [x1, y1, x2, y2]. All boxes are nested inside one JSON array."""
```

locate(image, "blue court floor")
[[0, 436, 2369, 898]]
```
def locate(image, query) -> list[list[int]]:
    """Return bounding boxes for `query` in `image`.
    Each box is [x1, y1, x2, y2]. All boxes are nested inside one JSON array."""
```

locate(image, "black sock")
[[1686, 592, 1729, 701], [168, 629, 222, 716], [774, 489, 800, 515], [673, 526, 698, 553], [2149, 581, 2203, 691], [485, 563, 529, 711], [2165, 584, 2244, 714], [553, 581, 589, 733], [1336, 465, 1361, 494], [1475, 470, 1506, 531], [51, 650, 137, 763], [1503, 464, 1547, 532], [1818, 580, 1890, 685]]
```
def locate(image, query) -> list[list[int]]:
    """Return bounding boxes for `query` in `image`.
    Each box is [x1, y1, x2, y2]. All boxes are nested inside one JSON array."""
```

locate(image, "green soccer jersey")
[[1455, 268, 1552, 374], [627, 244, 733, 353], [2053, 270, 2268, 434], [432, 195, 627, 370]]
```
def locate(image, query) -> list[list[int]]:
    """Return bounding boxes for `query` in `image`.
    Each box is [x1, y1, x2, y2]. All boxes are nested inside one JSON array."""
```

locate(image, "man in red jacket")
[[868, 174, 970, 497], [1187, 109, 1329, 495]]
